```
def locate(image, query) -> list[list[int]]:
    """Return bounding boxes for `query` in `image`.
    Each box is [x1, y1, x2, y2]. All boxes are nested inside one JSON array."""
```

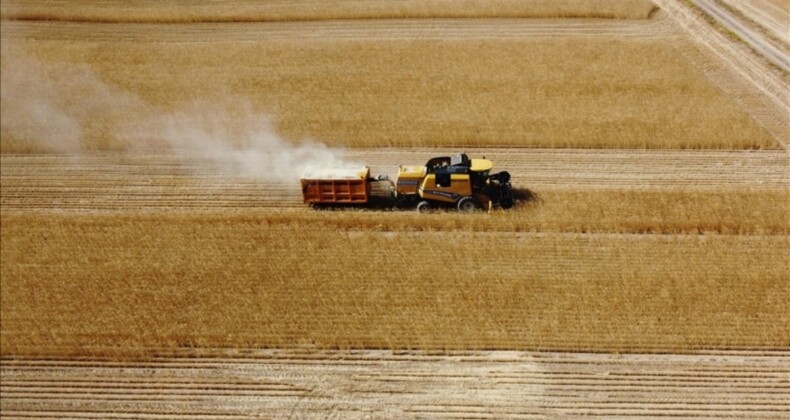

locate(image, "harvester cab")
[[395, 153, 514, 212]]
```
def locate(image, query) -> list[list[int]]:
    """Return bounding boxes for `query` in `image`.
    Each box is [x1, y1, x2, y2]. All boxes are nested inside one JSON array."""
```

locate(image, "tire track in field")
[[2, 350, 788, 419], [721, 0, 790, 47], [1, 149, 787, 211], [693, 0, 789, 72]]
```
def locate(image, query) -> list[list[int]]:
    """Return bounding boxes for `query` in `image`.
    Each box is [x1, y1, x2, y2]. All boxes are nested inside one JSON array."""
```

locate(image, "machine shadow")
[[512, 187, 541, 207], [309, 187, 540, 211]]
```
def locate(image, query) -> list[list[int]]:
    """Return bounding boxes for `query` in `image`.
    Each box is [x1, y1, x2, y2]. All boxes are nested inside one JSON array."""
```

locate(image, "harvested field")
[[0, 16, 779, 151], [0, 0, 659, 22], [2, 351, 789, 419]]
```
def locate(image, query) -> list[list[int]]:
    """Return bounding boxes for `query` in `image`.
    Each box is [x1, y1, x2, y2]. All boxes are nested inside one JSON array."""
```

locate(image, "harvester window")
[[436, 173, 451, 188], [451, 154, 470, 167]]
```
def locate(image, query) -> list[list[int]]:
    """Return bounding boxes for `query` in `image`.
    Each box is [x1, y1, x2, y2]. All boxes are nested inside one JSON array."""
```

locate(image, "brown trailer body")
[[301, 167, 371, 204]]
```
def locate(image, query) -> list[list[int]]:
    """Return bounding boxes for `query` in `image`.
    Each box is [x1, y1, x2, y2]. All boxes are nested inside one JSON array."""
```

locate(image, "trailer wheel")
[[416, 200, 434, 213], [457, 196, 480, 212]]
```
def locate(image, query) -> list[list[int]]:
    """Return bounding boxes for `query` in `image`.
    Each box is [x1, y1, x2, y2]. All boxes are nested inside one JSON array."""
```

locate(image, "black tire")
[[457, 196, 480, 212], [416, 200, 434, 213]]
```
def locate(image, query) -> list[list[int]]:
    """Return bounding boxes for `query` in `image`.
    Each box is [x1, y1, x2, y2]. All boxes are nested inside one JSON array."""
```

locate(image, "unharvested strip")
[[2, 216, 787, 356], [1, 25, 776, 150]]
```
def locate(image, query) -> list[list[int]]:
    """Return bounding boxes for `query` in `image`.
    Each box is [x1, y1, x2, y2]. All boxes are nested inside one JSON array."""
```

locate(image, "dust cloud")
[[1, 45, 111, 153], [145, 101, 363, 182], [0, 43, 360, 182]]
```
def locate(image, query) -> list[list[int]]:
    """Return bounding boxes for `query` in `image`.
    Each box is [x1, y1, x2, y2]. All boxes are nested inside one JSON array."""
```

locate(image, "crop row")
[[2, 214, 787, 356], [1, 25, 777, 151]]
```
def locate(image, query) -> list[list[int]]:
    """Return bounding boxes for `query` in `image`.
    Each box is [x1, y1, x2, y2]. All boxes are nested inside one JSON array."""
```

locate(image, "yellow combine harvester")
[[394, 153, 513, 211], [301, 153, 514, 212]]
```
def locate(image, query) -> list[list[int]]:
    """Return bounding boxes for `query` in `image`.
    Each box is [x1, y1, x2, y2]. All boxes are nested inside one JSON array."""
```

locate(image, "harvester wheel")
[[457, 196, 480, 212], [416, 200, 434, 213]]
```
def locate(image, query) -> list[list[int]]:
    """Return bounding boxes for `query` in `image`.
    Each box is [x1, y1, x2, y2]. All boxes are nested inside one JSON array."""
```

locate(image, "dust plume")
[[0, 43, 360, 181], [148, 101, 363, 182], [0, 39, 140, 153]]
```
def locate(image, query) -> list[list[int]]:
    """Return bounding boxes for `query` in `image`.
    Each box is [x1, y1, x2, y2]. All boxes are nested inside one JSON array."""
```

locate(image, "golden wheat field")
[[0, 8, 779, 151], [2, 214, 788, 356], [1, 0, 789, 418]]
